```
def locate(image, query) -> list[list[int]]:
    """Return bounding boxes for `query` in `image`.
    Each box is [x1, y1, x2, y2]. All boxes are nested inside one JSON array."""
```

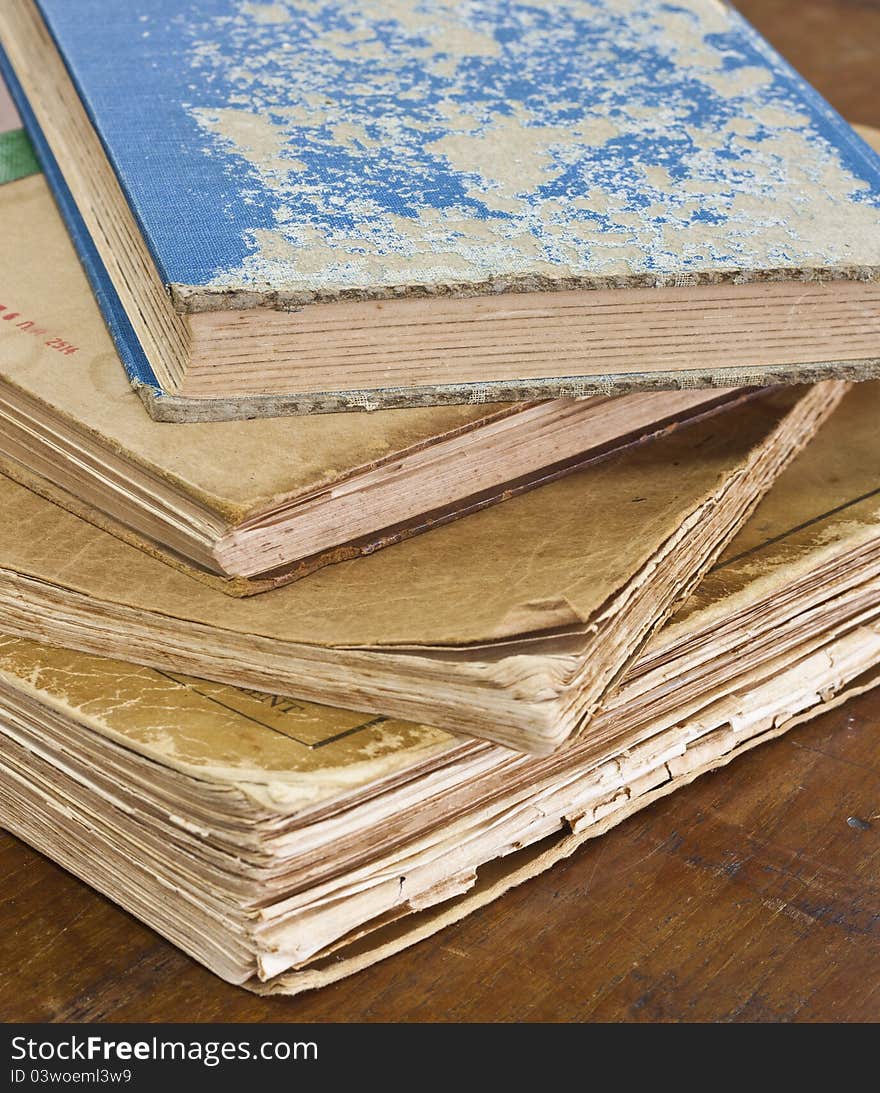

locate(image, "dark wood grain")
[[1, 0, 879, 1023]]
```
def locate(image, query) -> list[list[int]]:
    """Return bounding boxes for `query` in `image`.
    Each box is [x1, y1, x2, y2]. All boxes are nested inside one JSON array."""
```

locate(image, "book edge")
[[137, 360, 880, 422]]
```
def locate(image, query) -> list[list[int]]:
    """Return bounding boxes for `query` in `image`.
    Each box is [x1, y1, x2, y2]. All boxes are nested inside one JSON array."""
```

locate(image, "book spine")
[[0, 46, 164, 402]]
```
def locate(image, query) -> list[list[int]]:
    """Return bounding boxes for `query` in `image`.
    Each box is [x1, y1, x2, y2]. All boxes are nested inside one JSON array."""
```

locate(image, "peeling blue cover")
[[25, 0, 880, 304], [0, 47, 162, 397]]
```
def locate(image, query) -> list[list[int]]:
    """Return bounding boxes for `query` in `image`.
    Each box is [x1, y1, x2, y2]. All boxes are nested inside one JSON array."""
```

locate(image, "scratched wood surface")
[[1, 0, 879, 1023]]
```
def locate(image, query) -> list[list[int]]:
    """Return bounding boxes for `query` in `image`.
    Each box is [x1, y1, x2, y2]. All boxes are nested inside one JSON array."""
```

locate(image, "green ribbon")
[[0, 127, 40, 185]]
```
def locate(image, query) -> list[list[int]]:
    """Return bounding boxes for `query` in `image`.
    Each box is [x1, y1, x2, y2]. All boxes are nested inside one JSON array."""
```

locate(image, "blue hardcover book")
[[1, 0, 879, 420]]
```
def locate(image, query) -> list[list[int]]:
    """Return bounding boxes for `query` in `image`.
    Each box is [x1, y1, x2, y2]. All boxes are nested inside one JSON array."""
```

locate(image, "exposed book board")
[[0, 380, 846, 753], [0, 158, 758, 594], [3, 375, 880, 990], [1, 1, 879, 419]]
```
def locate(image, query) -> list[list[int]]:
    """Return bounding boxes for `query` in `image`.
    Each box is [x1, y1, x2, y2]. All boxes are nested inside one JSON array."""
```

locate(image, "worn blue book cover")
[[2, 0, 880, 419]]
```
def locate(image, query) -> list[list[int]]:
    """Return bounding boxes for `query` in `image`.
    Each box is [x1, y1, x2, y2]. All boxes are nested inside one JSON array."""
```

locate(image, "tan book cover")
[[0, 379, 846, 752], [2, 380, 880, 990]]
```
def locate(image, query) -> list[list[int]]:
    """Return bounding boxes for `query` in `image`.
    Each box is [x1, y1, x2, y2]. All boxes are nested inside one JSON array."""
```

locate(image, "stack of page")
[[3, 380, 880, 993], [0, 0, 879, 995], [0, 381, 847, 753]]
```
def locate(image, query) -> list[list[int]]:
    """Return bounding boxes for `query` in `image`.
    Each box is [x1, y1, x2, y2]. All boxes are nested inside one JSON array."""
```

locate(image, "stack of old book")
[[0, 0, 879, 995]]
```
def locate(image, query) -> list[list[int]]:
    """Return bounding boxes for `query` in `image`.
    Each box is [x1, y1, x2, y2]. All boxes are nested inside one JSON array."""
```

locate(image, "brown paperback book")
[[2, 381, 880, 991], [0, 379, 846, 753]]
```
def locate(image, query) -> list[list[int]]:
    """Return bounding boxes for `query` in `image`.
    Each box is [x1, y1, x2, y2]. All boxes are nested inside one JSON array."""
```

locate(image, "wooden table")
[[2, 0, 879, 1023]]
